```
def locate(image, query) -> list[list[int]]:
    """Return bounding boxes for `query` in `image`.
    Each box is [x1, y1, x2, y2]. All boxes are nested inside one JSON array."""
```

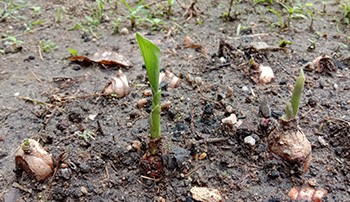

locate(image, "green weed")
[[39, 40, 58, 53], [342, 1, 350, 24], [120, 0, 146, 29], [0, 0, 28, 21]]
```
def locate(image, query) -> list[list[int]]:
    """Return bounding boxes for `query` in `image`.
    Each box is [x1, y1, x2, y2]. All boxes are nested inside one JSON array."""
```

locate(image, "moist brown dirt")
[[0, 0, 350, 201]]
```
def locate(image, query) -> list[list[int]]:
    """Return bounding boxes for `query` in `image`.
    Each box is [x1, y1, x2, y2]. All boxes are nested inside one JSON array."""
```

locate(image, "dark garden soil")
[[1, 0, 350, 201]]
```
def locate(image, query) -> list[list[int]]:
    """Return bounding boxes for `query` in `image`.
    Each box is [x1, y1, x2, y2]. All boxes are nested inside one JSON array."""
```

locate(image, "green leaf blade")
[[291, 68, 305, 117], [136, 33, 160, 94]]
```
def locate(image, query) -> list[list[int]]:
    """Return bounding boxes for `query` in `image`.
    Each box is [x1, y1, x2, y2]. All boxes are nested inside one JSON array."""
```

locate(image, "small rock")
[[307, 178, 318, 187], [132, 140, 141, 151], [143, 90, 152, 96], [225, 105, 234, 114], [244, 136, 256, 147], [137, 98, 148, 108], [318, 136, 328, 147], [221, 114, 237, 126], [185, 196, 193, 202], [194, 77, 203, 85], [126, 145, 133, 151], [172, 147, 191, 165], [198, 153, 207, 160], [235, 120, 243, 128], [259, 65, 274, 84], [219, 57, 226, 63], [79, 163, 90, 173], [60, 168, 72, 180], [158, 196, 166, 202], [190, 187, 222, 202], [333, 83, 338, 90], [120, 27, 129, 35], [80, 186, 88, 195], [242, 86, 249, 92], [126, 122, 133, 128], [88, 114, 97, 121], [161, 101, 172, 111]]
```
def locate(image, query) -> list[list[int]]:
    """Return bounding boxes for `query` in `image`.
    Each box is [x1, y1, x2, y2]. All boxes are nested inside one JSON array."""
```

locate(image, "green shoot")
[[279, 2, 307, 28], [0, 1, 28, 21], [136, 33, 161, 155], [68, 23, 82, 31], [342, 1, 350, 24], [112, 18, 122, 34], [221, 0, 239, 21], [269, 8, 285, 29], [86, 0, 104, 26], [282, 68, 305, 121], [167, 0, 175, 17], [305, 3, 315, 32], [68, 48, 78, 56], [55, 7, 65, 23], [4, 35, 24, 46], [146, 18, 164, 31], [120, 0, 145, 29], [22, 138, 30, 153], [31, 6, 41, 14], [40, 40, 58, 53], [278, 39, 292, 48], [75, 130, 96, 142], [307, 39, 317, 51], [253, 0, 273, 6]]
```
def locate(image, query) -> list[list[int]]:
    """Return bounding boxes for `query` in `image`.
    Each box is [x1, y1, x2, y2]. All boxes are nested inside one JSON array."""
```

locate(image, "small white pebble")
[[88, 114, 97, 121], [126, 122, 133, 128], [14, 92, 20, 97], [244, 136, 256, 147], [120, 27, 129, 35], [222, 114, 237, 126], [194, 77, 202, 85], [126, 145, 133, 151], [80, 186, 88, 195], [333, 83, 338, 90], [242, 86, 249, 92], [225, 105, 234, 114], [318, 136, 328, 147], [259, 65, 274, 84], [219, 57, 226, 64]]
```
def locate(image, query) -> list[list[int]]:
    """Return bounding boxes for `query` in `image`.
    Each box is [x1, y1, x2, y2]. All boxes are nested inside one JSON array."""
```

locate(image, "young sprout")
[[268, 68, 311, 173], [278, 39, 293, 48], [136, 33, 163, 178], [282, 68, 305, 121], [15, 138, 54, 181], [120, 0, 145, 29], [221, 0, 238, 21], [167, 0, 175, 17]]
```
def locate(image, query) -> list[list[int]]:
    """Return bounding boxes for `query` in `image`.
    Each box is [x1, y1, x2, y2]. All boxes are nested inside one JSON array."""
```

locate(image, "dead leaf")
[[69, 50, 132, 68], [159, 70, 181, 89], [312, 55, 336, 73], [103, 70, 130, 98], [184, 36, 202, 49]]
